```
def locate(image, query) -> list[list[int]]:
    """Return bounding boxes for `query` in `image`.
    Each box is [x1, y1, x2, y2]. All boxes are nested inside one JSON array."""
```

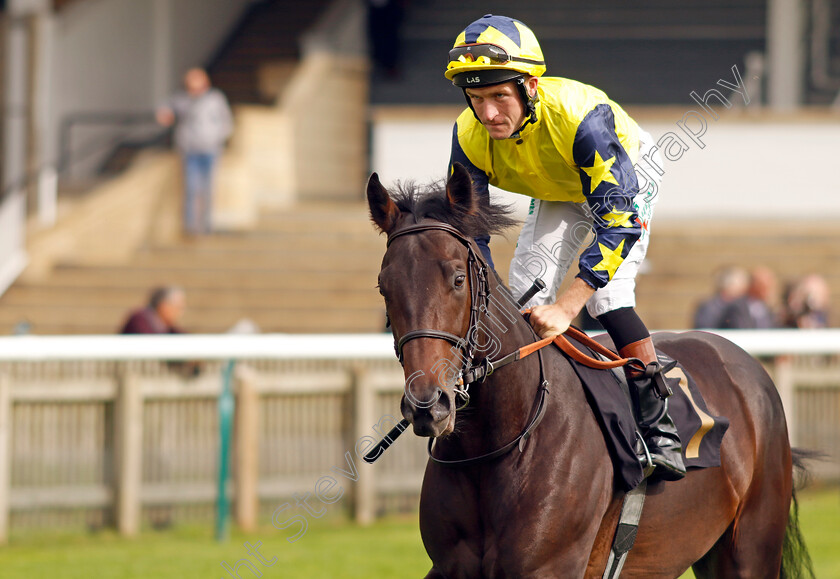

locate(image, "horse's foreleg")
[[424, 566, 448, 579]]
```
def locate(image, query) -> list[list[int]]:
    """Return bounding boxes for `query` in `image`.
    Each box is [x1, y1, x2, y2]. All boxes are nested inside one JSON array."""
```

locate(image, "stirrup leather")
[[643, 357, 678, 399]]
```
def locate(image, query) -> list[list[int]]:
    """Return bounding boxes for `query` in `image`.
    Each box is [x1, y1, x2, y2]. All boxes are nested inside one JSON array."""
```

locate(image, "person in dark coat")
[[120, 286, 186, 334]]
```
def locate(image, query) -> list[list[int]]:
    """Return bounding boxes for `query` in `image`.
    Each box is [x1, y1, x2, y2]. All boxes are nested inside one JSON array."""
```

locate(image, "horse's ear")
[[367, 172, 400, 234], [446, 163, 478, 215]]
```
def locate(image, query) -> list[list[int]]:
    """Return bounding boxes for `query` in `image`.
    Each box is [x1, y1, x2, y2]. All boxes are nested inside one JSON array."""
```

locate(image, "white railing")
[[0, 333, 397, 361], [1, 329, 838, 361], [0, 330, 837, 542]]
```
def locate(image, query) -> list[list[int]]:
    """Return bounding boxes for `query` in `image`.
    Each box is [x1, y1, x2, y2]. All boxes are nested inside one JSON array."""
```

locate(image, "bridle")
[[385, 220, 550, 465], [387, 221, 491, 405]]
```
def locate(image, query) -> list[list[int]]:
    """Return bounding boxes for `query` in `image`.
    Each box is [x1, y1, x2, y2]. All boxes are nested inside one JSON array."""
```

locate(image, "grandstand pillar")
[[31, 11, 57, 227], [766, 0, 806, 109], [115, 369, 143, 537], [0, 373, 11, 544], [2, 7, 30, 197]]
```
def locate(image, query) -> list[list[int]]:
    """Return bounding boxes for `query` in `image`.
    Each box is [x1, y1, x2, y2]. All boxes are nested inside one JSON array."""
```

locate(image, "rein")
[[384, 221, 641, 467], [462, 325, 645, 386]]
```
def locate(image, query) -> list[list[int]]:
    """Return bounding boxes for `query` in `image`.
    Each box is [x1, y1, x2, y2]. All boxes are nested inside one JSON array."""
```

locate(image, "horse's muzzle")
[[400, 387, 454, 437]]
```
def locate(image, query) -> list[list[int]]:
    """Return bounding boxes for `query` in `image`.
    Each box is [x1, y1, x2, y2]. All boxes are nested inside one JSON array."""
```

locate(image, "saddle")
[[562, 333, 730, 491]]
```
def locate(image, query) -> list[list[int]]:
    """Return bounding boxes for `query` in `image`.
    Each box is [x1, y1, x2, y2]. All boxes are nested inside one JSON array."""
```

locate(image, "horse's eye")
[[454, 273, 466, 288]]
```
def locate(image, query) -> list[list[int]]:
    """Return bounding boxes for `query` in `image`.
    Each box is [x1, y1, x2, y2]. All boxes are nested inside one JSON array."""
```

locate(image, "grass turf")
[[0, 488, 836, 578]]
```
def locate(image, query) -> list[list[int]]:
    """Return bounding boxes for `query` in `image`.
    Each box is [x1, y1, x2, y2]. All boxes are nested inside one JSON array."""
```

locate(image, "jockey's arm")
[[531, 105, 641, 338]]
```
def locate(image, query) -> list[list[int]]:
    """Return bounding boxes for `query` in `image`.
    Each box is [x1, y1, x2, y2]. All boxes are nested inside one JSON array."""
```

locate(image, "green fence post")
[[215, 360, 236, 542]]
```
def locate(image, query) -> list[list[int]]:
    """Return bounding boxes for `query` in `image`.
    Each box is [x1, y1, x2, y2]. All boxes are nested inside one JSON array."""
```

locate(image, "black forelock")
[[388, 179, 518, 238]]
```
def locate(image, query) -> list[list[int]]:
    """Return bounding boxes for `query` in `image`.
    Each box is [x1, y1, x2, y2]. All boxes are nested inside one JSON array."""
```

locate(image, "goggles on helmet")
[[448, 43, 545, 68]]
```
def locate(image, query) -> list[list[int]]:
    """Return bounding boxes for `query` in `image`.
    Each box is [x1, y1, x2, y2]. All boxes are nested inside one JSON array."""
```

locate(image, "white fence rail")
[[0, 330, 838, 542]]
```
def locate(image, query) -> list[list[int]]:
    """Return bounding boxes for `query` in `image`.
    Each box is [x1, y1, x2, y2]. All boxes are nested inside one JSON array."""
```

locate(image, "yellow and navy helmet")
[[445, 14, 546, 88]]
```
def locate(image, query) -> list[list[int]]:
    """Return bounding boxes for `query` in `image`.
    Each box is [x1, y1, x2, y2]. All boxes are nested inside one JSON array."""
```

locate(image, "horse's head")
[[367, 164, 516, 438]]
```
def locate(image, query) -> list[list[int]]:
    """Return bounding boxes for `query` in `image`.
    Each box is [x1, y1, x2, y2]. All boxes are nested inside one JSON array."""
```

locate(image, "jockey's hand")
[[528, 278, 597, 339], [529, 304, 574, 339]]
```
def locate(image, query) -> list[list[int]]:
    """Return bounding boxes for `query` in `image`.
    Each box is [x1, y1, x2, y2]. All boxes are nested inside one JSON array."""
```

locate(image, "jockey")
[[445, 14, 685, 481]]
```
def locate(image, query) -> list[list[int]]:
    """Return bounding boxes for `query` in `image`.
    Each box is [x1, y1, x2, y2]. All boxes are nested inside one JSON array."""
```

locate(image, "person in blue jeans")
[[157, 68, 233, 235]]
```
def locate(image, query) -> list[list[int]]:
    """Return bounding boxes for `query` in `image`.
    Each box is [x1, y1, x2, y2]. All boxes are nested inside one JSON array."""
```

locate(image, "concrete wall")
[[370, 107, 840, 221], [636, 112, 840, 220]]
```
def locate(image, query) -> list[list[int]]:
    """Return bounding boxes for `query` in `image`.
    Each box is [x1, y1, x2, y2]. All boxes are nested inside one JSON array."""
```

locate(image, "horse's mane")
[[390, 180, 519, 238]]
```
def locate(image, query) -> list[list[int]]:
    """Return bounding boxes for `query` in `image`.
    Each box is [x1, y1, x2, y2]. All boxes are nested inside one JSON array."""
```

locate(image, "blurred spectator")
[[120, 286, 200, 381], [367, 0, 407, 79], [721, 266, 778, 329], [693, 265, 749, 329], [120, 286, 186, 334], [157, 68, 233, 236], [782, 274, 831, 328]]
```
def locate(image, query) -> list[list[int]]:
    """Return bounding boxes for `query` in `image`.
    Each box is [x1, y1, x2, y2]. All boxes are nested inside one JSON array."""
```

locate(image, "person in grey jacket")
[[157, 68, 233, 235]]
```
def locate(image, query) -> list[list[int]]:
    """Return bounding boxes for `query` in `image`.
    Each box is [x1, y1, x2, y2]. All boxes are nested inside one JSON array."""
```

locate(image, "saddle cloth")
[[564, 335, 730, 491]]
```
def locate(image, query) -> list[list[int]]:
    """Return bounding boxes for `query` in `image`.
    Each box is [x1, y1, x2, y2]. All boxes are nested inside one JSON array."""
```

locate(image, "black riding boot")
[[619, 338, 686, 482]]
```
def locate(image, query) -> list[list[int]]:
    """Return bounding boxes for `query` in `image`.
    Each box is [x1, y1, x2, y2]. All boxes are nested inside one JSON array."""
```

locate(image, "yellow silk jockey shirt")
[[449, 76, 645, 290]]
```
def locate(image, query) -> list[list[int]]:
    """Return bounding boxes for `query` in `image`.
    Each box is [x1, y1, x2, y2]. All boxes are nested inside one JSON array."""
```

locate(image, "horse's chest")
[[428, 454, 613, 577]]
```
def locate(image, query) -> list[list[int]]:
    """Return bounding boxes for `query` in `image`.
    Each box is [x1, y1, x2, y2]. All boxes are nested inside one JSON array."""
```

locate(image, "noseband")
[[386, 222, 490, 394]]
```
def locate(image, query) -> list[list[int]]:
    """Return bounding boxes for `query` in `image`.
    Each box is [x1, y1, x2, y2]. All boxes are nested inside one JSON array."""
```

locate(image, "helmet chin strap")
[[511, 76, 539, 137], [462, 76, 539, 139]]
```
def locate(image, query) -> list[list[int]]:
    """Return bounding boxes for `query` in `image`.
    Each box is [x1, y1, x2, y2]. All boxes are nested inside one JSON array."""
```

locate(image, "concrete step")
[[42, 265, 379, 291], [106, 252, 381, 273], [147, 232, 386, 253], [0, 303, 385, 335], [0, 285, 382, 310]]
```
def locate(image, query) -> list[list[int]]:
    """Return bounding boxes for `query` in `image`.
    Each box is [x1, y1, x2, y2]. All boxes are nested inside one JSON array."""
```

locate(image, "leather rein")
[[385, 221, 642, 467]]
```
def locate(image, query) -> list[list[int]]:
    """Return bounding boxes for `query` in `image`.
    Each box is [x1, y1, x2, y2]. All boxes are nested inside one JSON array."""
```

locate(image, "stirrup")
[[635, 432, 655, 479], [635, 431, 685, 481]]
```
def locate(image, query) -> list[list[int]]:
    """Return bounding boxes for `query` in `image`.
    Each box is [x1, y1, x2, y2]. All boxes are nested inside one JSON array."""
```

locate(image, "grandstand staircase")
[[0, 198, 390, 335]]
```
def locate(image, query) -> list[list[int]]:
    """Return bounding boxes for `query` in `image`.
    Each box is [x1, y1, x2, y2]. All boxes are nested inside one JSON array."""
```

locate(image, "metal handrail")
[[0, 111, 164, 203], [57, 111, 162, 173]]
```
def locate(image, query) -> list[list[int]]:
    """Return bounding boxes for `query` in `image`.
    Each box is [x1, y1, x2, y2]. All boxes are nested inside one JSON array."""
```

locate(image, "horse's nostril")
[[437, 389, 451, 410]]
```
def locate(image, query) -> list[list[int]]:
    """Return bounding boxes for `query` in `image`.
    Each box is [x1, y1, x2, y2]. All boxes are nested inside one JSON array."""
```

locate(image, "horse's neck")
[[462, 279, 546, 440]]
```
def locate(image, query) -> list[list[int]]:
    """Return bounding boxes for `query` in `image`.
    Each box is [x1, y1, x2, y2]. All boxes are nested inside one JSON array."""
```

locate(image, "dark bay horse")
[[367, 164, 813, 578]]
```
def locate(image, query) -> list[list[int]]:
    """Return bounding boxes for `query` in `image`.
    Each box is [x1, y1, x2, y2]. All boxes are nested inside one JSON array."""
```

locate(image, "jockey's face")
[[465, 77, 537, 139]]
